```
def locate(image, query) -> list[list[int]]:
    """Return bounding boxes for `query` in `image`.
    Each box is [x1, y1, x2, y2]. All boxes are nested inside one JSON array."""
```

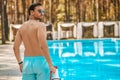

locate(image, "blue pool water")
[[48, 38, 120, 80]]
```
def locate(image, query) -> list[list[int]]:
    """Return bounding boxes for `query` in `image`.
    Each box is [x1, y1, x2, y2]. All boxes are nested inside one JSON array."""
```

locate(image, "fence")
[[9, 21, 120, 41]]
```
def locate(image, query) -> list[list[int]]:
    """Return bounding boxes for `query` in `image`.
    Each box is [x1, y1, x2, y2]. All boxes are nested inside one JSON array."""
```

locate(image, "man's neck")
[[29, 18, 40, 22], [29, 16, 40, 21]]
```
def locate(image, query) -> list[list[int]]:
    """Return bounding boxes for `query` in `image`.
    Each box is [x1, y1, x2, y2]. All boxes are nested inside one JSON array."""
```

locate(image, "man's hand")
[[50, 66, 56, 73]]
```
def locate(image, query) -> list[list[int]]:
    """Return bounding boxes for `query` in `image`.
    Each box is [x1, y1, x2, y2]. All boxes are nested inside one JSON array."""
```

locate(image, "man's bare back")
[[19, 20, 45, 56]]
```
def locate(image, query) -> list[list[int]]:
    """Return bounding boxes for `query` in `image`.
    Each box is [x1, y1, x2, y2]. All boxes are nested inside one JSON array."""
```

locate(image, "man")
[[13, 3, 56, 80]]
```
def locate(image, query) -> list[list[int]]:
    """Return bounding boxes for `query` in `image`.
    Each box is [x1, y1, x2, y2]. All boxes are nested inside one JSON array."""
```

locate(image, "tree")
[[1, 0, 6, 44], [76, 0, 80, 22]]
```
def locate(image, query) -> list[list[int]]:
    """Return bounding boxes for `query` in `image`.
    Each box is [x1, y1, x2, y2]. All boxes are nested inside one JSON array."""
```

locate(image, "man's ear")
[[30, 10, 34, 15]]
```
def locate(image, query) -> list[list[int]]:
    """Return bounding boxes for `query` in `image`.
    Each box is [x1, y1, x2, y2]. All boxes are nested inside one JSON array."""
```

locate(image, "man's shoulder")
[[22, 21, 29, 25], [38, 22, 46, 26], [19, 21, 29, 30], [39, 22, 45, 26]]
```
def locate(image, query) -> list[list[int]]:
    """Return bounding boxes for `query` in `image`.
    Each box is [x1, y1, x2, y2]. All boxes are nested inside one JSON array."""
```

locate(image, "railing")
[[58, 21, 120, 39], [9, 21, 120, 41], [9, 24, 21, 42]]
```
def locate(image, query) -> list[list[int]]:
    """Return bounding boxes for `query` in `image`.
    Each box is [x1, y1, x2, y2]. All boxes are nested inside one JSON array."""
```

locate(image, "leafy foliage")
[[0, 0, 120, 40]]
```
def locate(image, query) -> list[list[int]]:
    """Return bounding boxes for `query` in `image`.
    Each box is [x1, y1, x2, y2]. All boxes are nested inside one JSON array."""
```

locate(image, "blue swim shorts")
[[22, 56, 50, 80]]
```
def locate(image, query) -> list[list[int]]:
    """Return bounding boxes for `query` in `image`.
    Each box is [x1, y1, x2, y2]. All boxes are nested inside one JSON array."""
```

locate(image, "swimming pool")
[[48, 38, 120, 80]]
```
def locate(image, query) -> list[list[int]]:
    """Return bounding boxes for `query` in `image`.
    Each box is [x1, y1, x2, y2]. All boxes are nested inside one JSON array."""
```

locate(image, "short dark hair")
[[28, 3, 42, 15]]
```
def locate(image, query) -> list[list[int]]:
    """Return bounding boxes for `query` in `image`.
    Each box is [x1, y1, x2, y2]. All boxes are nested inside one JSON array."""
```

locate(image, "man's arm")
[[13, 30, 22, 64], [37, 24, 53, 67], [37, 23, 56, 73]]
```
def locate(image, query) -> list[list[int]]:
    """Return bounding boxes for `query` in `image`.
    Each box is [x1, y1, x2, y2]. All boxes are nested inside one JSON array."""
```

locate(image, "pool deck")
[[0, 43, 22, 80]]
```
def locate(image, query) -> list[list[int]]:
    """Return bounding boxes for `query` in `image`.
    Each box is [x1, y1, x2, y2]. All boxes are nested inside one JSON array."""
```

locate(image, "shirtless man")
[[13, 3, 56, 80]]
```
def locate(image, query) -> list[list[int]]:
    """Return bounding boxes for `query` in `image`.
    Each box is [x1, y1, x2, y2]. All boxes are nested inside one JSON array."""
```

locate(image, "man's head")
[[28, 3, 45, 20]]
